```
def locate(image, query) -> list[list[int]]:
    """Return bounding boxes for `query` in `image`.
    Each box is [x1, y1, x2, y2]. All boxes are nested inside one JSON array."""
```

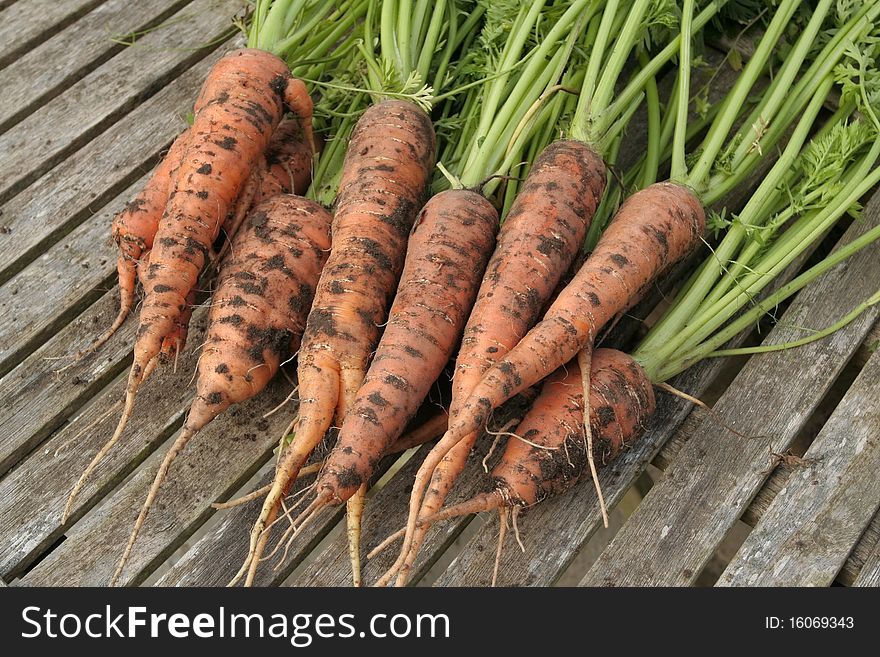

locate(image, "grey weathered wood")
[[0, 34, 238, 290], [0, 0, 192, 132], [0, 0, 107, 69], [719, 347, 880, 586], [0, 304, 215, 578], [0, 175, 143, 381], [156, 448, 416, 587], [155, 453, 342, 587], [20, 374, 290, 586], [0, 289, 135, 478], [580, 211, 880, 587], [0, 0, 239, 205], [854, 523, 880, 587], [0, 46, 237, 377]]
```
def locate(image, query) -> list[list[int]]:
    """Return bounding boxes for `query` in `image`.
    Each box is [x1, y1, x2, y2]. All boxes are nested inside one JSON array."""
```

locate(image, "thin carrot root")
[[367, 526, 406, 560], [373, 492, 502, 588], [346, 484, 368, 586], [211, 461, 324, 511], [578, 348, 608, 528], [62, 359, 153, 523], [110, 425, 198, 586], [492, 507, 509, 588]]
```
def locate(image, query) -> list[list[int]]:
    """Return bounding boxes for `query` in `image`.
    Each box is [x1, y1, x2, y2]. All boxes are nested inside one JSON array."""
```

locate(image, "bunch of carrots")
[[60, 0, 880, 586]]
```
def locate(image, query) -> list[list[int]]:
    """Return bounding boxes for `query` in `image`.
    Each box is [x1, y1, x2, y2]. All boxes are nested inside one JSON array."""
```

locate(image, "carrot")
[[391, 140, 606, 583], [66, 128, 192, 362], [384, 349, 654, 586], [390, 181, 705, 576], [270, 189, 497, 577], [255, 116, 316, 202], [62, 48, 315, 519], [235, 99, 435, 586], [219, 115, 316, 258], [109, 194, 331, 585]]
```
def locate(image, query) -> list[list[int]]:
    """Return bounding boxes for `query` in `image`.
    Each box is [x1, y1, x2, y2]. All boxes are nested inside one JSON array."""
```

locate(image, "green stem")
[[686, 0, 800, 188], [635, 78, 832, 363], [653, 188, 880, 381], [670, 0, 694, 183], [594, 1, 724, 141], [639, 49, 661, 189], [708, 288, 880, 357]]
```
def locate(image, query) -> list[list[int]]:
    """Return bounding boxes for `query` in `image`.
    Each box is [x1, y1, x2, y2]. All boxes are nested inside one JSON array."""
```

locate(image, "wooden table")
[[1, 0, 878, 588]]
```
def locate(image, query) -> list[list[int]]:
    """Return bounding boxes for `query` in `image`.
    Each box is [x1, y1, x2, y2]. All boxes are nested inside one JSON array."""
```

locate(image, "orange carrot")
[[394, 140, 606, 581], [385, 349, 655, 586], [70, 128, 192, 361], [235, 99, 435, 586], [270, 189, 498, 584], [63, 48, 316, 520], [394, 181, 705, 577], [219, 115, 316, 256], [109, 194, 331, 585]]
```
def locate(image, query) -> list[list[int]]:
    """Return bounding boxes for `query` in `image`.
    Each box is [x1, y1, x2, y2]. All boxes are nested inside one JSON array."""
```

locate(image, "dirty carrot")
[[277, 187, 497, 563], [63, 47, 315, 520], [109, 194, 330, 585], [235, 98, 435, 586], [382, 349, 655, 586]]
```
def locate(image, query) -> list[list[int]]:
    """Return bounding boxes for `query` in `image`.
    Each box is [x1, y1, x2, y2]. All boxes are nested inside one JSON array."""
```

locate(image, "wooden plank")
[[0, 0, 239, 206], [0, 43, 236, 377], [0, 32, 239, 288], [0, 0, 193, 133], [19, 380, 290, 587], [843, 514, 879, 585], [854, 523, 880, 587], [0, 0, 107, 69], [155, 455, 344, 587], [9, 304, 293, 585], [0, 288, 136, 479], [0, 176, 143, 381], [0, 303, 210, 578], [718, 348, 880, 586], [579, 211, 880, 587]]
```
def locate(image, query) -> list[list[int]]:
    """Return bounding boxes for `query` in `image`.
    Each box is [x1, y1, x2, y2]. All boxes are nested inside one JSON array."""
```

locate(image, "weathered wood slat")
[[19, 381, 289, 587], [854, 525, 880, 587], [580, 210, 880, 587], [0, 0, 238, 206], [155, 457, 340, 587], [156, 447, 419, 587], [11, 304, 294, 586], [0, 290, 135, 478], [0, 0, 193, 133], [0, 44, 236, 377], [843, 514, 879, 585], [718, 347, 880, 586], [0, 0, 107, 69], [0, 34, 239, 290], [0, 304, 216, 578], [0, 172, 146, 378]]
